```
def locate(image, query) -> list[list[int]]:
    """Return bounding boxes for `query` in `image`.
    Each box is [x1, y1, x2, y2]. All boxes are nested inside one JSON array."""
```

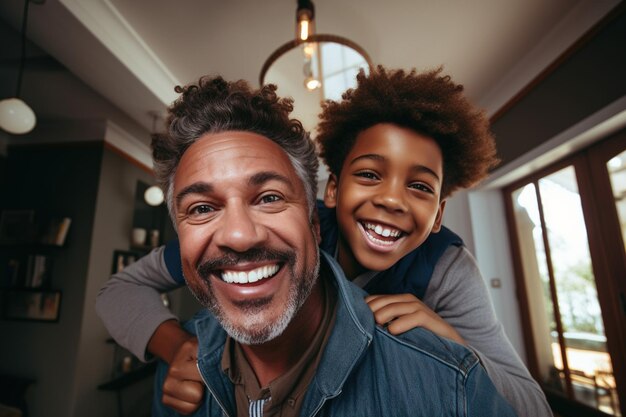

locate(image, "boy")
[[97, 67, 551, 416]]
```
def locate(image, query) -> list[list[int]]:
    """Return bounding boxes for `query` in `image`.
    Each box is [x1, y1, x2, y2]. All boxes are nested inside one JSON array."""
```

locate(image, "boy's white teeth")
[[364, 222, 401, 238], [221, 264, 280, 284]]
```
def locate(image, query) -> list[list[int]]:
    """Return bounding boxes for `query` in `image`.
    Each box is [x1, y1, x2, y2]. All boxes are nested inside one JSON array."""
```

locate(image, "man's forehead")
[[175, 131, 301, 192], [187, 130, 285, 156]]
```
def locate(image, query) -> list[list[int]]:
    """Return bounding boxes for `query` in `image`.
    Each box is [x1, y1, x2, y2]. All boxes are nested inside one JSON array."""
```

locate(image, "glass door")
[[504, 130, 626, 416]]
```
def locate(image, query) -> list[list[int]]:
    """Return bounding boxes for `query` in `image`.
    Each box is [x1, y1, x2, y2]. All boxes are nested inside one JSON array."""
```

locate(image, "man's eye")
[[259, 194, 282, 204], [190, 204, 214, 215]]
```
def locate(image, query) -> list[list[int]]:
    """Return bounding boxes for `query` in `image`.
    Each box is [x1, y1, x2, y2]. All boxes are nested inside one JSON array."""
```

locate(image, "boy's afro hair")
[[316, 66, 499, 198]]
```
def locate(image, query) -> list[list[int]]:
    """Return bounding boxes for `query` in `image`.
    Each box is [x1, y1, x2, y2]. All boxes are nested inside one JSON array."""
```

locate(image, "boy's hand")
[[365, 293, 466, 346], [162, 336, 204, 415]]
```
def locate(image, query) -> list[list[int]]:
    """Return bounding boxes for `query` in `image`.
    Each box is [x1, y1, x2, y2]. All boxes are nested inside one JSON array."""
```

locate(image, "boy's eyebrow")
[[409, 164, 441, 183], [349, 153, 441, 182]]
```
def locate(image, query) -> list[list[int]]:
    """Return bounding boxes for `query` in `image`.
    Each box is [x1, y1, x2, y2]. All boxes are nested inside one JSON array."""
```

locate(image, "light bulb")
[[304, 76, 321, 91], [144, 185, 165, 206], [299, 18, 310, 41], [0, 97, 36, 134], [303, 43, 315, 59]]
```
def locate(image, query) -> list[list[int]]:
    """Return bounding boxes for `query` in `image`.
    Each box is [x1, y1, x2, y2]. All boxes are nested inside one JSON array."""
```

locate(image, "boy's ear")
[[431, 199, 447, 233], [323, 174, 338, 208]]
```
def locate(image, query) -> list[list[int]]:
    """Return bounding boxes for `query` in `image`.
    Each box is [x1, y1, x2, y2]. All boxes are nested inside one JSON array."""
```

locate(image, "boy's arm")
[[96, 245, 183, 360], [425, 246, 552, 417], [96, 244, 206, 414]]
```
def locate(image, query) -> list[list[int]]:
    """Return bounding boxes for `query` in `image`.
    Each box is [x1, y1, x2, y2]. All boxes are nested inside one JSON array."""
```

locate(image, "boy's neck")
[[336, 238, 366, 280]]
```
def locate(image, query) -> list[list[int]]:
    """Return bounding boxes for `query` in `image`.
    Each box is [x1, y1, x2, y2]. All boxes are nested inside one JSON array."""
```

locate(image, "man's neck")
[[240, 279, 325, 387]]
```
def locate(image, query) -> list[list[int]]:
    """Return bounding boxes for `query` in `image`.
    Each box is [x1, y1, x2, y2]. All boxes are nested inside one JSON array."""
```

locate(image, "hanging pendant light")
[[144, 111, 165, 206], [0, 0, 37, 135], [259, 0, 372, 91]]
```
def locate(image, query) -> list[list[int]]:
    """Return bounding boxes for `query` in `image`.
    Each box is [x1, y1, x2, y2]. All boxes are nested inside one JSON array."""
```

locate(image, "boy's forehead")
[[347, 124, 443, 167]]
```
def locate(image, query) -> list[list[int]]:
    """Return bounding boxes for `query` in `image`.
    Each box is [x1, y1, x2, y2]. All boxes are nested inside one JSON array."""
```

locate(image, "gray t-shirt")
[[96, 245, 552, 416]]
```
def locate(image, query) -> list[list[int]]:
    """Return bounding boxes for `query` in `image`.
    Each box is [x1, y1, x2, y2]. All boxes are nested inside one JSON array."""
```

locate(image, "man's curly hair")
[[316, 66, 499, 198], [152, 76, 318, 219]]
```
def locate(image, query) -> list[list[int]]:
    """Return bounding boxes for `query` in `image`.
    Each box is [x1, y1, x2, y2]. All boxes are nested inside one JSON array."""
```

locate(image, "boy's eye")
[[354, 171, 380, 181], [409, 183, 434, 194]]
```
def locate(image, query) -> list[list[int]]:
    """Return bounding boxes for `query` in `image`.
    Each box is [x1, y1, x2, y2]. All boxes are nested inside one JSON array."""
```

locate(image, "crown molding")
[[59, 0, 180, 105]]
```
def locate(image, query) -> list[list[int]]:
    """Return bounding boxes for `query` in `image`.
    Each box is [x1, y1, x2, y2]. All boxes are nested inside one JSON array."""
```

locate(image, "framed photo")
[[111, 250, 142, 274], [1, 289, 62, 322]]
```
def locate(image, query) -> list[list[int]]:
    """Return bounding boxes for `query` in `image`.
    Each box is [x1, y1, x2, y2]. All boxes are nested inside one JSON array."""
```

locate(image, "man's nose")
[[213, 201, 268, 252], [372, 180, 408, 213]]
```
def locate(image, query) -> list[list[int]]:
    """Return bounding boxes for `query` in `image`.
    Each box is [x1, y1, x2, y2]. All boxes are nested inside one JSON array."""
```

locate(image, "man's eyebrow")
[[175, 182, 213, 208], [349, 153, 441, 182], [249, 171, 294, 190]]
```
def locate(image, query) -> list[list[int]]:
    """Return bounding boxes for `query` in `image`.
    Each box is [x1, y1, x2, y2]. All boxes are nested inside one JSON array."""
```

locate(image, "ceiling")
[[0, 0, 620, 149]]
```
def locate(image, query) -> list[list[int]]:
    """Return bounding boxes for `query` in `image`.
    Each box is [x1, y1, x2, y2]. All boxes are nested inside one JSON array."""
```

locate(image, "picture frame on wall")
[[111, 250, 142, 274], [1, 289, 62, 322]]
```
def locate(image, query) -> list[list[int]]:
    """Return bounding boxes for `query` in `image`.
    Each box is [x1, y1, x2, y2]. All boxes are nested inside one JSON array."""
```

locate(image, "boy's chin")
[[356, 254, 400, 272]]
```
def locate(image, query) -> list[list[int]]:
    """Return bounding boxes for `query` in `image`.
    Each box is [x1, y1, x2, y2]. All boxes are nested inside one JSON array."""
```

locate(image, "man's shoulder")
[[372, 325, 480, 376], [374, 327, 479, 376]]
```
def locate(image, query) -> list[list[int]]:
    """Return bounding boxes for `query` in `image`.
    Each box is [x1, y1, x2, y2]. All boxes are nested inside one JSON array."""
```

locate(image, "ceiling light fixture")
[[0, 0, 39, 135], [259, 0, 372, 91]]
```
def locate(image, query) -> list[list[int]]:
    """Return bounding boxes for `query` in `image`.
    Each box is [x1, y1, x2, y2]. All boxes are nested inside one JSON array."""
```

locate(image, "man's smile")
[[220, 264, 281, 284]]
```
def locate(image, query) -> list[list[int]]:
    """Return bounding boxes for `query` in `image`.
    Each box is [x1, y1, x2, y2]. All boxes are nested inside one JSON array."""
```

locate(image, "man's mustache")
[[197, 247, 295, 279]]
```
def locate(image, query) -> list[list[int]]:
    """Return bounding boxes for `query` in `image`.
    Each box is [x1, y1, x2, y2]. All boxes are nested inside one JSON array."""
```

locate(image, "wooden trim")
[[490, 3, 626, 123], [104, 141, 153, 175], [582, 130, 626, 416]]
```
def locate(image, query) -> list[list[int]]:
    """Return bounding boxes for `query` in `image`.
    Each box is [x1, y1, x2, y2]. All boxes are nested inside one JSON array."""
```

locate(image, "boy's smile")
[[324, 123, 446, 279]]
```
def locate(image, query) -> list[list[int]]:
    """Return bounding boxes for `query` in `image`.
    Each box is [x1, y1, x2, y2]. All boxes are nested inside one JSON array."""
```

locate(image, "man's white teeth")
[[365, 222, 401, 238], [221, 265, 279, 284]]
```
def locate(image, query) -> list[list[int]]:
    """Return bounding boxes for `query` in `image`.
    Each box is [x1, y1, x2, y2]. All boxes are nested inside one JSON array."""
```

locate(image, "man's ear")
[[430, 199, 447, 233], [323, 174, 338, 208]]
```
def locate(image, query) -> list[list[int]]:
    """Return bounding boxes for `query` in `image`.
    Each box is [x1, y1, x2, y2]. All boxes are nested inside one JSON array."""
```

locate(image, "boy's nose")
[[372, 182, 408, 213], [213, 202, 268, 252]]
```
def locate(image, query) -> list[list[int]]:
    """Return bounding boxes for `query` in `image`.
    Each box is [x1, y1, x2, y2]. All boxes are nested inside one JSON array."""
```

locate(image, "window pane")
[[511, 184, 561, 388]]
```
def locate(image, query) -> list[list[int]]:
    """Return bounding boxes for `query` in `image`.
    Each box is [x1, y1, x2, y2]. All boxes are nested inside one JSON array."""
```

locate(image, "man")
[[150, 75, 516, 416]]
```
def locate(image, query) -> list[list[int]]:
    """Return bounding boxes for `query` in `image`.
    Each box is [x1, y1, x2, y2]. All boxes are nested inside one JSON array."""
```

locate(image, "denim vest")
[[152, 252, 516, 417]]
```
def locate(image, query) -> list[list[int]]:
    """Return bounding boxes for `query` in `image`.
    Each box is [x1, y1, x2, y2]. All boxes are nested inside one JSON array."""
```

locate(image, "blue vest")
[[164, 200, 463, 300]]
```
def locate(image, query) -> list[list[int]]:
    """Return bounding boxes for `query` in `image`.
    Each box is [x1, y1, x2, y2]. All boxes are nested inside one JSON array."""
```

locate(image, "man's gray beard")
[[189, 247, 320, 345]]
